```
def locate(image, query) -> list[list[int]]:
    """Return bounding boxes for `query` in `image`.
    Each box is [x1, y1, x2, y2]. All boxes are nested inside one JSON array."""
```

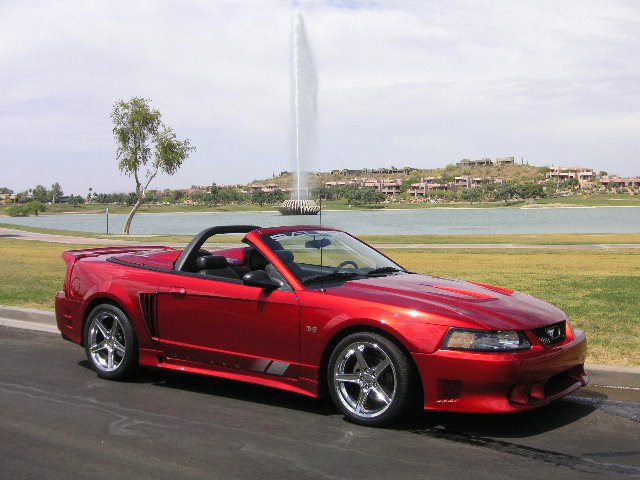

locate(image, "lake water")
[[4, 206, 639, 235]]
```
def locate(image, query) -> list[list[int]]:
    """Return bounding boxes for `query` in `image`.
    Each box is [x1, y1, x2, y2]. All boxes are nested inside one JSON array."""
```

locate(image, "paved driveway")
[[1, 326, 638, 479]]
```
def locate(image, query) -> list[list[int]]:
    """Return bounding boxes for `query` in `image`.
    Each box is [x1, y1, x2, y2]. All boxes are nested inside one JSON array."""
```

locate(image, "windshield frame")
[[258, 228, 407, 288]]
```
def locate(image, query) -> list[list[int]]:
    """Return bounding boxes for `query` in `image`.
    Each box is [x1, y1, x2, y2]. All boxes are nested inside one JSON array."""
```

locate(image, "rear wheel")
[[327, 332, 416, 426], [84, 304, 138, 380]]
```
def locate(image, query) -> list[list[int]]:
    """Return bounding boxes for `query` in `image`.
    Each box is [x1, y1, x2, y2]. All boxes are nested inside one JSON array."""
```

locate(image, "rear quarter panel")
[[66, 257, 164, 348]]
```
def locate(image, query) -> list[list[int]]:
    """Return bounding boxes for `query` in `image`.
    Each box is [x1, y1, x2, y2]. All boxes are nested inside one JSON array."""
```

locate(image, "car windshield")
[[260, 230, 406, 284]]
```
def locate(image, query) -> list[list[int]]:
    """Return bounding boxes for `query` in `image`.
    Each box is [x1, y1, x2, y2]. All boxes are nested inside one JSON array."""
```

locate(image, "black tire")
[[84, 303, 138, 380], [327, 332, 417, 426]]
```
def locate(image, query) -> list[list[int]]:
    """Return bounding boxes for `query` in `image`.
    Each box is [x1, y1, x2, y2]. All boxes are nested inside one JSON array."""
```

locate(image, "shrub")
[[7, 205, 29, 217]]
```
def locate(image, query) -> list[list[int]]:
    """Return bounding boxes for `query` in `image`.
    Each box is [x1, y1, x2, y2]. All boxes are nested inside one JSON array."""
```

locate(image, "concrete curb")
[[0, 306, 58, 334], [0, 306, 55, 324], [586, 364, 640, 374], [0, 305, 638, 378]]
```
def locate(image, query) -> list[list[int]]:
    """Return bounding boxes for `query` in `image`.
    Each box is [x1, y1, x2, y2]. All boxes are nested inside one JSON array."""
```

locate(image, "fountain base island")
[[278, 199, 320, 216]]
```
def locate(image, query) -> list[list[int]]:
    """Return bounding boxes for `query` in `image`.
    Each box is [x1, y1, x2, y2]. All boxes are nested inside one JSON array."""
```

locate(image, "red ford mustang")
[[55, 225, 588, 425]]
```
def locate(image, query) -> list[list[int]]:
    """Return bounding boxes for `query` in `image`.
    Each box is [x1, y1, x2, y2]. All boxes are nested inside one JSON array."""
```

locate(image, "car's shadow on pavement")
[[78, 360, 603, 437], [399, 394, 604, 439], [78, 360, 337, 416]]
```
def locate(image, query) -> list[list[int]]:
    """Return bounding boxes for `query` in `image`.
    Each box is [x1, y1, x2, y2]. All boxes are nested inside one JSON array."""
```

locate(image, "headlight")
[[442, 328, 531, 352]]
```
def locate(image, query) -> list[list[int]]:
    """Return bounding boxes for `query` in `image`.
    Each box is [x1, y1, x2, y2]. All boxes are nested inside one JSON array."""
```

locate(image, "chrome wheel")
[[87, 311, 127, 373], [333, 341, 397, 419]]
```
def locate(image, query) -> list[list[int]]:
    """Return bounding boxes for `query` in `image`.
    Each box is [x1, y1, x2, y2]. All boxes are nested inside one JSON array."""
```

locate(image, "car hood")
[[324, 273, 567, 330]]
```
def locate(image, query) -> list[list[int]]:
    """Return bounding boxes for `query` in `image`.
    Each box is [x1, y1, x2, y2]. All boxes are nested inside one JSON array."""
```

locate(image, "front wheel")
[[84, 303, 138, 380], [327, 332, 417, 426]]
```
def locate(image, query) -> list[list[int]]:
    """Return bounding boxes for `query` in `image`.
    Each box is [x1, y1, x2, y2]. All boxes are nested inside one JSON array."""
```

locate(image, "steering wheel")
[[332, 260, 359, 274]]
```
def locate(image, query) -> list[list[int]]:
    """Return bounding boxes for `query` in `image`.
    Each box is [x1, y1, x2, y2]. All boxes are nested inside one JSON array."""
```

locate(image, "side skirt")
[[138, 348, 318, 398]]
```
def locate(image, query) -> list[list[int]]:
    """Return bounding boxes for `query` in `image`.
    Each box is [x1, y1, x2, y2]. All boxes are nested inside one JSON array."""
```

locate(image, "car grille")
[[533, 321, 566, 346]]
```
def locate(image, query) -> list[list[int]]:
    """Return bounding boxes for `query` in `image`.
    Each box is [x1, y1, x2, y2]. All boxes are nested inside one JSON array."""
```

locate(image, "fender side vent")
[[140, 293, 158, 338]]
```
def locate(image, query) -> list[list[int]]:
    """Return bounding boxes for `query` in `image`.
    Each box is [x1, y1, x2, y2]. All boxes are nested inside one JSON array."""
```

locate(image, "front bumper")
[[412, 329, 588, 413]]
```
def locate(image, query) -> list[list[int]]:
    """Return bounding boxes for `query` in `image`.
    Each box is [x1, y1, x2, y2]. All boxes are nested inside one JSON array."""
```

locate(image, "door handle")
[[169, 286, 186, 295]]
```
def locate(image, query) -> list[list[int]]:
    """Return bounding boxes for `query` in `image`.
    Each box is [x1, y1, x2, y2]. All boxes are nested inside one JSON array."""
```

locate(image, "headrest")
[[274, 250, 294, 263], [245, 247, 268, 269], [195, 255, 229, 271]]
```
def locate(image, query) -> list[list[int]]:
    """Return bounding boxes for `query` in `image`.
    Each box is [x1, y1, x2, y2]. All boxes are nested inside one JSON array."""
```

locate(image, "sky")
[[0, 0, 638, 195]]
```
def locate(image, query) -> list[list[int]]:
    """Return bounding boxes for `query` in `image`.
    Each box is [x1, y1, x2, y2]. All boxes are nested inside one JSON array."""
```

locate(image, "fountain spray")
[[279, 9, 320, 215]]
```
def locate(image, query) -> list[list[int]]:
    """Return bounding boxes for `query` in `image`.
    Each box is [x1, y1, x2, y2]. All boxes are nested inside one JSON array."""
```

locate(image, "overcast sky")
[[1, 0, 638, 195]]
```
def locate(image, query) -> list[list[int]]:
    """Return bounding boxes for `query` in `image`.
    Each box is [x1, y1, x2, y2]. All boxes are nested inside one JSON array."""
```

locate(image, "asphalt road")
[[1, 326, 639, 480]]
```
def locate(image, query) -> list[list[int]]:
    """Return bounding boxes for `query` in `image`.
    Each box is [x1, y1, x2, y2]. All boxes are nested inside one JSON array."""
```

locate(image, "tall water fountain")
[[279, 10, 320, 216]]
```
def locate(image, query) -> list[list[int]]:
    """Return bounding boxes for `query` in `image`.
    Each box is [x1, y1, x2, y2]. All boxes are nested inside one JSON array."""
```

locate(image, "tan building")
[[600, 176, 640, 188], [453, 176, 472, 188], [546, 166, 596, 181], [409, 178, 448, 196], [457, 158, 493, 167], [495, 156, 515, 165]]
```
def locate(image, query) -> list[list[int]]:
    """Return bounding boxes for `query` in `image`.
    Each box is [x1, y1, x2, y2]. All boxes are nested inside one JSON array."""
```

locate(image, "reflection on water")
[[4, 207, 639, 235]]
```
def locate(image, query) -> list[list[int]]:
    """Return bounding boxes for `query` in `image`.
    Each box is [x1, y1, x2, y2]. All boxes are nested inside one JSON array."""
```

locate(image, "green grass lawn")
[[361, 232, 640, 245], [387, 248, 640, 366], [0, 240, 100, 311], [1, 237, 638, 366]]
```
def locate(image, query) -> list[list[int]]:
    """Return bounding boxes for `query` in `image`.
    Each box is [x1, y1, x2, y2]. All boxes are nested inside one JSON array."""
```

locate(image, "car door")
[[155, 272, 301, 378]]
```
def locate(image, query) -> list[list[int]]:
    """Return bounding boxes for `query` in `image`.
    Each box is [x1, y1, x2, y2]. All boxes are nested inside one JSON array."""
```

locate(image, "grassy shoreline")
[[1, 193, 639, 218], [2, 222, 640, 245]]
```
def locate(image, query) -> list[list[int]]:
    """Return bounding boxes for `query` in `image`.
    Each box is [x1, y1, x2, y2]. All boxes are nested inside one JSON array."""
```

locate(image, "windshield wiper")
[[302, 271, 361, 284], [366, 267, 405, 276]]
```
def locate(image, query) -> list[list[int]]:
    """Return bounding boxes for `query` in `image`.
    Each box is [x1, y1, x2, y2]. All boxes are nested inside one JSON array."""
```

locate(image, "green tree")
[[519, 182, 545, 200], [401, 176, 421, 193], [32, 185, 48, 203], [7, 205, 28, 217], [461, 187, 483, 204], [189, 191, 207, 204], [112, 97, 195, 234], [27, 201, 46, 215], [218, 187, 246, 204], [494, 184, 516, 204], [210, 182, 220, 207], [346, 187, 384, 207], [251, 190, 267, 206], [126, 192, 138, 206], [50, 182, 63, 203], [173, 190, 185, 202], [312, 185, 332, 200], [267, 189, 287, 204], [68, 194, 85, 208]]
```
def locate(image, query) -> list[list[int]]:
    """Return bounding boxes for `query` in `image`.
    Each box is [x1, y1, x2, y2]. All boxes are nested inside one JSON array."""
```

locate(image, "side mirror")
[[243, 270, 282, 290]]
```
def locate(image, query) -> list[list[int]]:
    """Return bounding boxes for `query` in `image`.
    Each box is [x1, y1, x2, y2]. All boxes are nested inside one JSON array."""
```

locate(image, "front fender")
[[320, 306, 416, 351]]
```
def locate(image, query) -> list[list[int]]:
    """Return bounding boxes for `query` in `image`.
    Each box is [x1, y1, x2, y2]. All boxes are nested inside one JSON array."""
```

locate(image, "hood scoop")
[[430, 285, 496, 300], [468, 281, 514, 296]]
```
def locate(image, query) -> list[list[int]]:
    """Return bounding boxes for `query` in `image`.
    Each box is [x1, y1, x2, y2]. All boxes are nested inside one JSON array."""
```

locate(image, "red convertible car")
[[55, 225, 588, 425]]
